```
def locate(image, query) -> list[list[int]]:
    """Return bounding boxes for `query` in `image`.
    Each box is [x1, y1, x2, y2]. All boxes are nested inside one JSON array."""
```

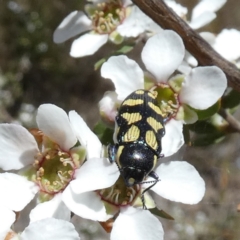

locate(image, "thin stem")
[[218, 108, 240, 133]]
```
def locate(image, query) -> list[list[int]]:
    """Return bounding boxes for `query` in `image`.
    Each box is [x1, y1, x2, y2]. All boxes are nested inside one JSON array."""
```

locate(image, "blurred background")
[[1, 0, 240, 239]]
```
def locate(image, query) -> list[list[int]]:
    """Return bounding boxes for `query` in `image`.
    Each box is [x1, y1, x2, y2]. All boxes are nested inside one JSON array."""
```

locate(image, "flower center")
[[34, 147, 76, 195], [88, 0, 126, 34], [97, 176, 140, 207], [155, 84, 180, 118]]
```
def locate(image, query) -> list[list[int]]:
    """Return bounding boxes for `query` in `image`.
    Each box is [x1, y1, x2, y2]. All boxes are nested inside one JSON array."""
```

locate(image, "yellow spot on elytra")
[[145, 130, 158, 150], [122, 98, 144, 106], [147, 117, 163, 133], [121, 112, 142, 125], [148, 91, 158, 99], [116, 146, 124, 167], [135, 90, 144, 95], [123, 125, 140, 142], [148, 102, 163, 115], [153, 155, 158, 167]]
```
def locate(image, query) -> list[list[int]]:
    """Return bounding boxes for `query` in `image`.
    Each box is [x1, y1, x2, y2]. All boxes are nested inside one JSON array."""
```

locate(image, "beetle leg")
[[148, 171, 159, 181], [158, 153, 164, 158], [107, 144, 118, 163]]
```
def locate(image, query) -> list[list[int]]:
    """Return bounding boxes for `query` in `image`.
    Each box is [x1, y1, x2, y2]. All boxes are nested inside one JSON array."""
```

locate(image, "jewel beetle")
[[108, 89, 166, 208]]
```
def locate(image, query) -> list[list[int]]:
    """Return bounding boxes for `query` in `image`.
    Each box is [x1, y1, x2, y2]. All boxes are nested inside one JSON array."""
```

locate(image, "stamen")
[[113, 189, 121, 204], [90, 0, 126, 34], [105, 186, 114, 199], [61, 159, 75, 168], [57, 171, 69, 183], [127, 187, 136, 196]]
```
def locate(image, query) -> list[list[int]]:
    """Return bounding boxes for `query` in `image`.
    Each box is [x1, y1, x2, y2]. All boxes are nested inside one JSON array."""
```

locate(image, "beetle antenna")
[[140, 179, 160, 185], [141, 180, 159, 210]]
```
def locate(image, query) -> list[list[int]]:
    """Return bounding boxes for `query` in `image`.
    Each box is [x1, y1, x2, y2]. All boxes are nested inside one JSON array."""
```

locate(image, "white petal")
[[111, 207, 164, 240], [145, 21, 163, 35], [0, 207, 15, 240], [30, 194, 70, 223], [53, 11, 92, 43], [191, 0, 226, 20], [70, 157, 119, 194], [0, 124, 39, 170], [141, 30, 185, 82], [101, 55, 144, 101], [21, 218, 80, 240], [0, 173, 38, 211], [37, 104, 77, 151], [122, 0, 132, 6], [62, 185, 111, 221], [179, 105, 198, 124], [213, 28, 240, 61], [177, 61, 192, 75], [185, 51, 198, 67], [153, 161, 205, 204], [70, 33, 108, 57], [189, 11, 216, 29], [117, 6, 153, 37], [164, 0, 188, 17], [99, 91, 119, 122], [179, 66, 227, 109], [162, 119, 184, 157], [69, 111, 102, 159], [200, 31, 216, 45]]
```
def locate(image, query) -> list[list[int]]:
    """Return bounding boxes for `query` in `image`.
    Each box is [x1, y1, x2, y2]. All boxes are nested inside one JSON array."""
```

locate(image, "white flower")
[[99, 91, 119, 124], [164, 0, 187, 18], [62, 156, 205, 240], [165, 0, 227, 72], [101, 30, 227, 125], [189, 0, 226, 29], [164, 0, 226, 30], [53, 0, 161, 57], [3, 218, 80, 240], [212, 28, 240, 62], [0, 173, 38, 239], [0, 104, 102, 223]]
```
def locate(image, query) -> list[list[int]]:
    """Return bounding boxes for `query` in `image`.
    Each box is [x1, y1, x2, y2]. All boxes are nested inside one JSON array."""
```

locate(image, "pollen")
[[97, 176, 140, 207], [34, 147, 77, 195], [90, 0, 126, 34]]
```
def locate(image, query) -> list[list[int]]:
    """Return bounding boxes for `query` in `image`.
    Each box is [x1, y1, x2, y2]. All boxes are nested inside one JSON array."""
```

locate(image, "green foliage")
[[187, 121, 225, 146], [94, 58, 106, 70], [116, 45, 134, 54], [149, 208, 174, 220], [94, 45, 133, 70], [222, 89, 240, 109], [193, 101, 220, 120], [94, 121, 114, 145]]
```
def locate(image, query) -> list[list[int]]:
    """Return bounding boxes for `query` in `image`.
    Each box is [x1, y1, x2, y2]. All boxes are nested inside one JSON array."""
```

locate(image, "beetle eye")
[[128, 178, 135, 185]]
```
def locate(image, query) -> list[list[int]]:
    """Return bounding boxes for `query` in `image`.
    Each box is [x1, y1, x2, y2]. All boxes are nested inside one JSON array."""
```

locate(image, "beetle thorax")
[[116, 143, 157, 186]]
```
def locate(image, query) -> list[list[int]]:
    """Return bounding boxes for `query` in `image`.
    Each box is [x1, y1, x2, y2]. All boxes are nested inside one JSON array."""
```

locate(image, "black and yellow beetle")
[[108, 89, 166, 208]]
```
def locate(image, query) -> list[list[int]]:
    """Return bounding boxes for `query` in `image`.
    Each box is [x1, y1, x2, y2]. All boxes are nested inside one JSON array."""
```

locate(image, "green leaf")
[[191, 132, 225, 146], [116, 45, 134, 54], [188, 120, 225, 146], [93, 121, 114, 145], [183, 124, 191, 145], [94, 58, 106, 71], [193, 101, 220, 120], [149, 208, 174, 220], [94, 45, 133, 71], [222, 89, 240, 109], [188, 120, 219, 135]]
